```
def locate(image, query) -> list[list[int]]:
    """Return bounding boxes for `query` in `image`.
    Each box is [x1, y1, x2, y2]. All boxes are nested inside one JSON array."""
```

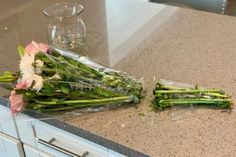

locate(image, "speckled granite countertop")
[[1, 0, 236, 156]]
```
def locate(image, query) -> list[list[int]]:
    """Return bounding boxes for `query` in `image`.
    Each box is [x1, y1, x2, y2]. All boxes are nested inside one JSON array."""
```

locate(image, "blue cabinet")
[[0, 98, 141, 157], [0, 101, 18, 138], [0, 132, 24, 157], [24, 144, 53, 157]]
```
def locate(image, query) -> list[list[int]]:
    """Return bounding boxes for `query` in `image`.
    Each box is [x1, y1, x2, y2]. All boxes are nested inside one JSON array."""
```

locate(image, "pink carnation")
[[25, 41, 49, 55], [9, 81, 28, 115]]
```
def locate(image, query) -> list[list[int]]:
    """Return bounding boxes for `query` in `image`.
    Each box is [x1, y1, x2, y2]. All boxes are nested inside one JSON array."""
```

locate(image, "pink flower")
[[16, 81, 28, 89], [9, 91, 26, 115], [9, 81, 28, 115], [25, 41, 49, 55]]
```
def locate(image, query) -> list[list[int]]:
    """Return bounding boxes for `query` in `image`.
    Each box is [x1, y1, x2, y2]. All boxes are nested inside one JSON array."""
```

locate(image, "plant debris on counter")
[[153, 80, 233, 111], [0, 41, 142, 114]]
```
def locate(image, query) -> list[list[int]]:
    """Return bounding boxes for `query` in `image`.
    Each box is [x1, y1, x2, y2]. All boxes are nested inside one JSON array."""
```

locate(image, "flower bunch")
[[0, 41, 142, 114]]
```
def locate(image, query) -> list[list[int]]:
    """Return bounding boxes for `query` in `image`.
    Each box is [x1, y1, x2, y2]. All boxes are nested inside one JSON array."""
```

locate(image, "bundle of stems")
[[0, 42, 142, 113], [153, 81, 232, 110]]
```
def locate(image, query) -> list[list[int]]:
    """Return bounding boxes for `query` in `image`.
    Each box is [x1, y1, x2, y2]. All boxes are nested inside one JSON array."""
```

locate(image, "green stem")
[[155, 89, 223, 94], [0, 71, 17, 83], [32, 96, 133, 105], [0, 78, 16, 83], [42, 67, 101, 84], [156, 84, 189, 90], [33, 103, 111, 112], [51, 54, 102, 77], [158, 98, 232, 108], [159, 98, 231, 103], [202, 92, 229, 98]]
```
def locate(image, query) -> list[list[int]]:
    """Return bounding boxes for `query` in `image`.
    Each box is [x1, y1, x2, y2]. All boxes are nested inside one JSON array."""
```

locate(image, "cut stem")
[[158, 98, 232, 108], [32, 96, 133, 105], [155, 89, 223, 94]]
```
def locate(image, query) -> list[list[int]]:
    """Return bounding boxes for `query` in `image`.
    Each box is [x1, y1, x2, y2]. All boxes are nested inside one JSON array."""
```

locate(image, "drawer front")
[[0, 132, 24, 157], [0, 101, 18, 138], [24, 144, 54, 157], [33, 121, 108, 157], [14, 113, 37, 147]]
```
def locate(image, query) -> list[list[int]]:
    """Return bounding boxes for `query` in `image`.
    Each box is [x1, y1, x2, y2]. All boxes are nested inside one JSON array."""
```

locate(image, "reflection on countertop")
[[105, 0, 177, 66]]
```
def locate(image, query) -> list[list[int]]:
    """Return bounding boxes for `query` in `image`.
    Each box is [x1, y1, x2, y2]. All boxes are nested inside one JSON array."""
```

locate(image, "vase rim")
[[43, 2, 84, 18]]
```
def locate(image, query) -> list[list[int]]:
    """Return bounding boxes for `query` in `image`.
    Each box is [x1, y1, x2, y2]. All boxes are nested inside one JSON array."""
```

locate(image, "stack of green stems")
[[153, 83, 232, 110]]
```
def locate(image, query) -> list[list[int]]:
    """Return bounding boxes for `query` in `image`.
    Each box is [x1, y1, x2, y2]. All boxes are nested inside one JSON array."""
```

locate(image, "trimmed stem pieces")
[[153, 81, 232, 110]]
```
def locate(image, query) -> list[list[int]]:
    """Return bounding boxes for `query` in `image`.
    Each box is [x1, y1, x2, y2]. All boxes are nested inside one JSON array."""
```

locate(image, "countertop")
[[1, 0, 236, 156]]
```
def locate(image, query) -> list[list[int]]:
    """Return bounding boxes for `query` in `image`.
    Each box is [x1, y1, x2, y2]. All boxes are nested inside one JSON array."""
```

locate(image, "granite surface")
[[1, 0, 236, 156]]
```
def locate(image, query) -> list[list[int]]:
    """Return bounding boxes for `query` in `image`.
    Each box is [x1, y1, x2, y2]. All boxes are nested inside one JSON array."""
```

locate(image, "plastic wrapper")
[[39, 47, 142, 114], [0, 42, 143, 117]]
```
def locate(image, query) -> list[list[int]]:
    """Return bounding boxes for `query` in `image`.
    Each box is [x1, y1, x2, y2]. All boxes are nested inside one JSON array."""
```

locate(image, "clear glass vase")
[[43, 2, 86, 50]]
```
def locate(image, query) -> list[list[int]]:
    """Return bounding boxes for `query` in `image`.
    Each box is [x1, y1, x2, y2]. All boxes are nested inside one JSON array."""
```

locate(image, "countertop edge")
[[0, 97, 149, 157]]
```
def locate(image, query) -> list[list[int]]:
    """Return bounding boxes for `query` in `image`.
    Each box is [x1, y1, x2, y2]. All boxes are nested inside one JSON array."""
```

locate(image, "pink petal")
[[38, 43, 49, 53], [25, 41, 49, 55], [25, 43, 40, 55], [9, 87, 26, 115], [16, 81, 28, 89]]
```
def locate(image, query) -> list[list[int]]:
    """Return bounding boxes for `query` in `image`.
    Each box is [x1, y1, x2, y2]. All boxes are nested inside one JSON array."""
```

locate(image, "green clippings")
[[138, 112, 146, 116], [153, 80, 233, 111]]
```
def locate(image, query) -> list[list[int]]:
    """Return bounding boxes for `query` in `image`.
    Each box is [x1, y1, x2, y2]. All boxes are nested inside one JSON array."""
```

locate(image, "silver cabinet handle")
[[37, 137, 89, 157]]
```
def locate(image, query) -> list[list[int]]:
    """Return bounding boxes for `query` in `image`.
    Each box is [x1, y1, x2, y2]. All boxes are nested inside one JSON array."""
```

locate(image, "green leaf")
[[15, 89, 27, 94], [0, 71, 17, 83], [40, 88, 54, 96], [17, 46, 25, 57], [60, 85, 70, 94]]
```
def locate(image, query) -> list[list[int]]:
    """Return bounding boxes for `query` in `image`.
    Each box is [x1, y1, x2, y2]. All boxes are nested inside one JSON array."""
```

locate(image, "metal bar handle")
[[37, 138, 89, 157]]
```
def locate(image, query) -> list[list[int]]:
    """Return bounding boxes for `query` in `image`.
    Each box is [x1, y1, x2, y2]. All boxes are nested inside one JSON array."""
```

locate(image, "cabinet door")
[[24, 144, 54, 157], [0, 98, 18, 138], [0, 132, 24, 157], [14, 113, 37, 147]]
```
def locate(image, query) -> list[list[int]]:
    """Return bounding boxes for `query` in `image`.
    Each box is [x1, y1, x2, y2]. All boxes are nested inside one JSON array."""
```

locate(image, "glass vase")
[[43, 2, 86, 50]]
